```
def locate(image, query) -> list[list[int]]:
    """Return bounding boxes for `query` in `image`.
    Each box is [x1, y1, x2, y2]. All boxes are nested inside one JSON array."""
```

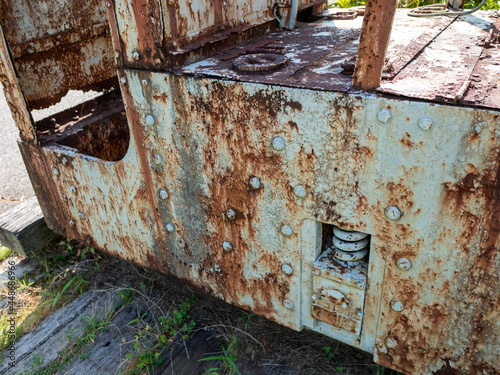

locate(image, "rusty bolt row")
[[378, 109, 434, 131]]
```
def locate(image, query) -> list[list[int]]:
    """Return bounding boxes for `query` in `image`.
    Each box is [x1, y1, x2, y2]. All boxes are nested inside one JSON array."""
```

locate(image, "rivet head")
[[145, 114, 156, 126], [62, 157, 68, 166], [283, 299, 294, 310], [106, 1, 111, 7], [222, 241, 233, 252], [141, 79, 149, 86], [281, 225, 293, 237], [120, 77, 127, 84], [385, 206, 402, 221], [61, 195, 68, 202], [153, 154, 162, 165], [396, 258, 411, 270], [312, 294, 317, 300], [159, 189, 169, 199], [226, 209, 236, 220], [78, 212, 85, 219], [378, 109, 392, 123], [271, 137, 286, 151], [168, 0, 174, 5], [293, 185, 306, 199], [52, 167, 59, 175], [69, 220, 75, 226], [132, 51, 140, 60], [281, 264, 293, 275], [341, 302, 348, 309], [155, 58, 162, 65], [70, 186, 77, 193], [385, 337, 397, 349], [390, 300, 404, 312], [249, 177, 261, 190], [313, 269, 320, 276], [165, 223, 175, 232], [419, 116, 433, 130]]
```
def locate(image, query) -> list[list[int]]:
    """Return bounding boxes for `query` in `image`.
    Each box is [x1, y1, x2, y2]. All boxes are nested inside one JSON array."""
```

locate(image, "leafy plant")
[[324, 345, 336, 359], [199, 335, 241, 375]]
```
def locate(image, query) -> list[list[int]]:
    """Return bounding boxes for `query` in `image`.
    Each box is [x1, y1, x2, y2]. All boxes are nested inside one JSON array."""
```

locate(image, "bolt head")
[[120, 77, 127, 84], [168, 0, 175, 5], [27, 48, 34, 54], [226, 209, 236, 220], [155, 58, 162, 65], [159, 189, 169, 199], [222, 241, 233, 252], [61, 195, 68, 202], [132, 51, 140, 60], [153, 154, 162, 165], [313, 269, 320, 276], [145, 114, 156, 126], [419, 116, 433, 130], [106, 1, 111, 7], [141, 79, 149, 86], [282, 264, 293, 275], [271, 136, 286, 151], [385, 206, 402, 221], [78, 212, 85, 219], [283, 299, 294, 310], [70, 186, 77, 193], [385, 337, 397, 349], [281, 225, 293, 237], [396, 257, 411, 270], [390, 300, 404, 312], [69, 220, 75, 226], [62, 157, 68, 166], [293, 185, 307, 199], [52, 167, 59, 175], [312, 294, 317, 300], [341, 302, 348, 309], [165, 223, 175, 232], [249, 177, 261, 190], [378, 109, 392, 123]]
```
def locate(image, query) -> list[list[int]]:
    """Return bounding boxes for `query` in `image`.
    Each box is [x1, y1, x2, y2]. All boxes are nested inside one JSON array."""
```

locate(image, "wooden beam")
[[0, 197, 58, 256], [352, 0, 398, 90]]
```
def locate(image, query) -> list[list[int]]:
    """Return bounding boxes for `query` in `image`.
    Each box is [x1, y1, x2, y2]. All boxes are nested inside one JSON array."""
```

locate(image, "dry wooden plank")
[[352, 0, 398, 89], [0, 196, 59, 256]]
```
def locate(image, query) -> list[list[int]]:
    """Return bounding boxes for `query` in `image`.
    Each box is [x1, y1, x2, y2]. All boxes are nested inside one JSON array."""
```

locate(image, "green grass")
[[329, 0, 498, 9], [0, 246, 12, 262]]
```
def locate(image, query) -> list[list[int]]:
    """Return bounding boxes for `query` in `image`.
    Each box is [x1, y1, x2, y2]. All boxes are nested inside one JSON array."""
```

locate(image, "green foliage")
[[324, 345, 336, 359], [0, 246, 12, 262], [329, 0, 498, 9], [199, 335, 241, 375]]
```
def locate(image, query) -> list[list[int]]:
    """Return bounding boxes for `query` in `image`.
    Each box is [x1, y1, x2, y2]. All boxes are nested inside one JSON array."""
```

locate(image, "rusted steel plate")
[[0, 25, 36, 144], [352, 0, 397, 90], [379, 12, 499, 109]]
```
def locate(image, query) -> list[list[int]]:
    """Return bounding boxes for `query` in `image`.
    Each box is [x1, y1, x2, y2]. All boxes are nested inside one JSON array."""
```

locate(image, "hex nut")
[[281, 225, 293, 237], [226, 209, 236, 220], [165, 223, 175, 232], [145, 114, 156, 126], [385, 206, 402, 221], [419, 116, 433, 130], [159, 189, 169, 200], [378, 109, 392, 123], [390, 300, 404, 312], [153, 154, 162, 165], [293, 185, 307, 199], [249, 177, 261, 190], [271, 137, 286, 151], [396, 257, 412, 270], [283, 299, 294, 310], [282, 264, 293, 275], [222, 241, 233, 252], [132, 51, 140, 60], [385, 337, 398, 349]]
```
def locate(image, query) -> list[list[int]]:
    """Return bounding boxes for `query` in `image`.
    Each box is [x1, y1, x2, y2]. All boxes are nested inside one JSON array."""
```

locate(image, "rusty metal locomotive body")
[[1, 0, 499, 373]]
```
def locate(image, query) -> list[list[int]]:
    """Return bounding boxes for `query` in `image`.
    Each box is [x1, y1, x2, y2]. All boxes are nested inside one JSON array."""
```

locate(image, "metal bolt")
[[153, 154, 162, 164], [52, 167, 59, 175], [132, 51, 140, 60], [419, 116, 433, 131], [69, 220, 75, 226], [141, 79, 149, 86], [78, 212, 85, 219], [249, 177, 261, 190], [390, 300, 404, 312], [271, 136, 286, 151], [106, 1, 111, 7], [120, 77, 127, 84], [226, 209, 236, 220], [385, 206, 402, 221], [27, 48, 34, 54], [240, 18, 245, 24], [314, 269, 320, 276], [145, 114, 156, 126], [165, 223, 175, 232], [341, 302, 348, 309], [70, 185, 77, 193], [283, 299, 294, 310], [281, 225, 293, 237], [396, 258, 412, 270], [312, 294, 317, 300], [282, 264, 293, 275], [293, 185, 306, 199], [62, 157, 68, 166], [159, 189, 169, 199], [385, 337, 397, 349], [216, 293, 224, 300], [222, 241, 233, 252], [378, 109, 392, 123]]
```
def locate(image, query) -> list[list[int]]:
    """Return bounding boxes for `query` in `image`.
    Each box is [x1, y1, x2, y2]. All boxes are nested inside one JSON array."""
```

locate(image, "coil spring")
[[331, 227, 370, 262]]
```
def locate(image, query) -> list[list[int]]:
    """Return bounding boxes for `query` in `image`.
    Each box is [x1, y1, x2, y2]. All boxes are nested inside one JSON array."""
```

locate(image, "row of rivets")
[[378, 109, 434, 131]]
